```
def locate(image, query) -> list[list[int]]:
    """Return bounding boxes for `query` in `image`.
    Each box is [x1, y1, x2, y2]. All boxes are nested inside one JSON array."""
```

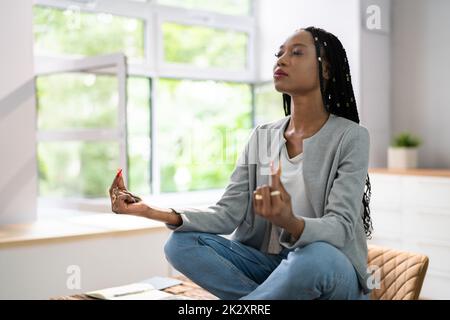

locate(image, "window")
[[157, 79, 252, 192], [162, 22, 248, 69], [33, 6, 145, 62], [36, 73, 119, 130], [127, 77, 151, 195], [38, 141, 120, 197], [254, 82, 285, 125], [157, 0, 253, 16], [33, 1, 256, 204], [35, 55, 131, 199], [36, 73, 151, 198]]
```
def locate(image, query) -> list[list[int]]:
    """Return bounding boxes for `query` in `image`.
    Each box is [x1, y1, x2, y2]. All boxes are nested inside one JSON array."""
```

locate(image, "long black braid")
[[282, 26, 373, 238]]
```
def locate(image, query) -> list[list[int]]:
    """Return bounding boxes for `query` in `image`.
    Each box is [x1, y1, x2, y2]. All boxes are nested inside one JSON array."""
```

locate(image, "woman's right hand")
[[108, 170, 182, 226], [109, 169, 148, 216]]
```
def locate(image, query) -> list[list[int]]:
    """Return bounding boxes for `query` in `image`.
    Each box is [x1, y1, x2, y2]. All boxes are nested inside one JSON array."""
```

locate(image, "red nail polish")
[[117, 168, 122, 177]]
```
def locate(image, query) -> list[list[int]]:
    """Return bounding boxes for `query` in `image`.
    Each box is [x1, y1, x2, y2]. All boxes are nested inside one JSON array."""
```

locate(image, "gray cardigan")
[[170, 113, 371, 294]]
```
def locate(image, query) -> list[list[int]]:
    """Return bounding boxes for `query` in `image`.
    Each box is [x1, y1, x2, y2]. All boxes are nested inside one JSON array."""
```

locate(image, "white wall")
[[360, 0, 392, 167], [392, 0, 450, 168], [0, 0, 37, 225], [255, 0, 361, 105], [0, 230, 171, 299]]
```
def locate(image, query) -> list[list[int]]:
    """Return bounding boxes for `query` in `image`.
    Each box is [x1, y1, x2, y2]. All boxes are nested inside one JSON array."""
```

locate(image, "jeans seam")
[[197, 236, 258, 289]]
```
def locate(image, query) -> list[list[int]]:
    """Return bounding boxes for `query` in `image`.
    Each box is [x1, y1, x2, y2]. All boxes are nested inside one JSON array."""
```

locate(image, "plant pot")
[[387, 147, 418, 169]]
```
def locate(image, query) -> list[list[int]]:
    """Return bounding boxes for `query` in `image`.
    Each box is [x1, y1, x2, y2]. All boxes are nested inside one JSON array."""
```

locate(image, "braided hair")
[[282, 26, 373, 238]]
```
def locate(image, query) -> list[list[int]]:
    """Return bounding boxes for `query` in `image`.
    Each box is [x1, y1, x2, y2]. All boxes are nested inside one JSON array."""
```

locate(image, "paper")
[[139, 276, 183, 290], [86, 283, 171, 300], [85, 281, 192, 300]]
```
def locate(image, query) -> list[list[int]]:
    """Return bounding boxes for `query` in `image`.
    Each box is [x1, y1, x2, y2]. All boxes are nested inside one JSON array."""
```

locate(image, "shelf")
[[369, 168, 450, 178]]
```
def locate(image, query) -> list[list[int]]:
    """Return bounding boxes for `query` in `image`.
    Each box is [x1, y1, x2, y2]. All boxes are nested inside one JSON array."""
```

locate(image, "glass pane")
[[163, 23, 248, 69], [254, 82, 285, 125], [158, 0, 252, 16], [33, 6, 145, 62], [38, 141, 119, 198], [127, 77, 151, 195], [36, 73, 118, 130], [158, 79, 252, 193]]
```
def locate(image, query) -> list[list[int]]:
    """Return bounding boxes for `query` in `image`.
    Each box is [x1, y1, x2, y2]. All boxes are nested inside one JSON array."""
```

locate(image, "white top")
[[267, 142, 316, 254]]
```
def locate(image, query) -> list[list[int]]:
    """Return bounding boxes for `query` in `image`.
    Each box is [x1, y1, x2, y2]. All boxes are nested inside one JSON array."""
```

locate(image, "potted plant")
[[388, 132, 422, 169]]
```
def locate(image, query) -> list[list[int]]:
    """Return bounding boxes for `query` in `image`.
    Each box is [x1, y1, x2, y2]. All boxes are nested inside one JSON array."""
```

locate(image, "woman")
[[109, 26, 373, 300]]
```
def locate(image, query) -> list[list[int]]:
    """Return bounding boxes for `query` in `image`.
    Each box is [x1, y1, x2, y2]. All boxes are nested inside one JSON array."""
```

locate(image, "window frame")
[[35, 53, 129, 198], [155, 5, 255, 82], [33, 0, 258, 208]]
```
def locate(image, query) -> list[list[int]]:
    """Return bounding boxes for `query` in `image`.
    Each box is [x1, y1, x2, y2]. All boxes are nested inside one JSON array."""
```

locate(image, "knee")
[[164, 232, 198, 265], [287, 242, 342, 277]]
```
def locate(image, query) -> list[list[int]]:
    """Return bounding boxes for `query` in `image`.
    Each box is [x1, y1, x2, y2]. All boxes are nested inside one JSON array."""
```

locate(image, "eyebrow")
[[279, 43, 308, 49]]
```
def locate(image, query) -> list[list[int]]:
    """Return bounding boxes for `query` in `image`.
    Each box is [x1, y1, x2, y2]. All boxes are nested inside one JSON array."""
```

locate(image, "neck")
[[287, 91, 330, 138]]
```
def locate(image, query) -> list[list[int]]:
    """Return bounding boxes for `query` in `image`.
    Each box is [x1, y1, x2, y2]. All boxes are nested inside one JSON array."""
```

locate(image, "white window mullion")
[[116, 54, 129, 182], [151, 78, 161, 195]]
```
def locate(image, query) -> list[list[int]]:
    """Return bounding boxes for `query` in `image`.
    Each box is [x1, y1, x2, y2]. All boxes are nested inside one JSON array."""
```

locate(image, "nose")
[[276, 53, 287, 67]]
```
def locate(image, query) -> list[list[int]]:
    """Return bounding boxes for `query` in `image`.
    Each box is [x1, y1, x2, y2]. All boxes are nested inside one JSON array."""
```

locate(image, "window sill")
[[0, 208, 166, 247], [38, 189, 224, 213], [0, 190, 224, 247]]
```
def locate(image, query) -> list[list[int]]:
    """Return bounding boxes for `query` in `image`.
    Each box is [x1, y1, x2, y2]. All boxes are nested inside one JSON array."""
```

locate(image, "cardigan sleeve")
[[280, 125, 370, 249], [166, 126, 259, 235]]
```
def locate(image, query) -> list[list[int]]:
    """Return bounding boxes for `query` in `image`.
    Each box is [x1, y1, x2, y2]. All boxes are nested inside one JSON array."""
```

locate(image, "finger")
[[110, 188, 117, 208], [270, 189, 283, 208], [117, 192, 135, 204], [116, 169, 126, 190], [253, 189, 262, 214], [113, 194, 133, 213], [269, 161, 280, 189], [111, 168, 127, 190], [123, 190, 142, 202], [270, 161, 289, 200], [112, 194, 122, 213], [260, 185, 272, 215], [110, 168, 122, 191]]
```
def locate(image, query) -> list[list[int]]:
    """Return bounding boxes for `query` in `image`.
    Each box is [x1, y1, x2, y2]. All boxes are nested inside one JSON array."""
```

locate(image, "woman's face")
[[273, 29, 324, 96]]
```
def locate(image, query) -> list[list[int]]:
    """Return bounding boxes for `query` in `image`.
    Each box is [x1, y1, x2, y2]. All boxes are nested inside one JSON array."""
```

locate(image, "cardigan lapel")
[[259, 114, 335, 219], [302, 114, 336, 218]]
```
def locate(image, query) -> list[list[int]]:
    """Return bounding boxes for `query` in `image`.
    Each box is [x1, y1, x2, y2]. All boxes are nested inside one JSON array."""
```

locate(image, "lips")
[[274, 69, 288, 78]]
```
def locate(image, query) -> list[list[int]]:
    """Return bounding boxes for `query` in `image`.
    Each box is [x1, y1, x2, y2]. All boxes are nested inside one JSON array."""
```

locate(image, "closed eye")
[[274, 50, 303, 58]]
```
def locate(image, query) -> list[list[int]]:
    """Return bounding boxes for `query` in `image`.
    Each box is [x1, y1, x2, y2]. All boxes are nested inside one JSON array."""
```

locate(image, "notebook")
[[85, 279, 192, 300], [139, 276, 183, 290]]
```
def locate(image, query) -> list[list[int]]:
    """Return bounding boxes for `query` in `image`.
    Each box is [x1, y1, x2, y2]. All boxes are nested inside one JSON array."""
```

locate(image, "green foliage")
[[391, 132, 422, 148], [254, 82, 284, 125], [33, 6, 144, 61], [163, 23, 247, 69], [158, 79, 252, 193]]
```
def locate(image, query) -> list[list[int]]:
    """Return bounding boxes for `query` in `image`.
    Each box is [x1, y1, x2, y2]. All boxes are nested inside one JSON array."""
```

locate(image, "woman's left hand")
[[253, 162, 297, 230]]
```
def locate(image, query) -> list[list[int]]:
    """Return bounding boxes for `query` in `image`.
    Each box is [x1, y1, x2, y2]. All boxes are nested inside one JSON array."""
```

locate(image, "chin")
[[273, 83, 288, 93]]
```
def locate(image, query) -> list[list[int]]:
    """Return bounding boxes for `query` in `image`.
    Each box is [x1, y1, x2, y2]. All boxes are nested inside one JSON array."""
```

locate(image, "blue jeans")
[[164, 231, 368, 300]]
